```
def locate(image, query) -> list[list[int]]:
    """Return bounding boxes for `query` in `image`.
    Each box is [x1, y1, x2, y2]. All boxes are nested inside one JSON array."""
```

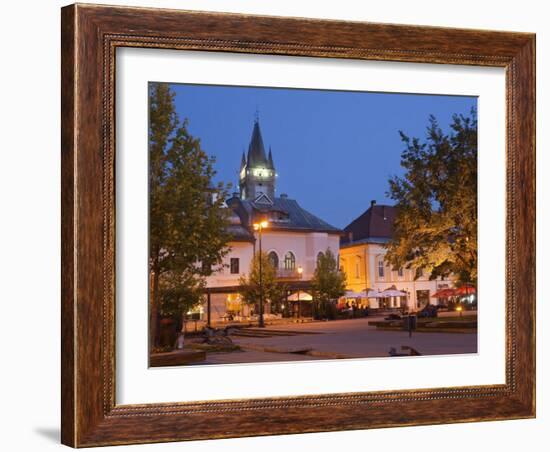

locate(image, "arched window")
[[268, 251, 279, 269], [284, 251, 296, 270]]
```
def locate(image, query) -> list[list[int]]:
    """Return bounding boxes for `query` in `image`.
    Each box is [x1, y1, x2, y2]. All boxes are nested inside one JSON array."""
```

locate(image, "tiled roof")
[[226, 224, 255, 242], [341, 204, 397, 245], [268, 197, 340, 233]]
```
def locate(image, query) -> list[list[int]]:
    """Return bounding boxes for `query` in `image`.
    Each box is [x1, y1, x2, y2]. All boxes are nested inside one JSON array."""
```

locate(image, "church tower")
[[239, 119, 276, 202]]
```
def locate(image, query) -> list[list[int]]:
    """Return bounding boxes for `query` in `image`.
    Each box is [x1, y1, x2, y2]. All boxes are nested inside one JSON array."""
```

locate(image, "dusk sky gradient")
[[169, 83, 476, 229]]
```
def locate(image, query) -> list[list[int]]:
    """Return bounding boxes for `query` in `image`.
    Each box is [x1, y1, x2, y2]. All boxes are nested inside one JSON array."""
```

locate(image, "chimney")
[[348, 231, 354, 242], [370, 199, 376, 208]]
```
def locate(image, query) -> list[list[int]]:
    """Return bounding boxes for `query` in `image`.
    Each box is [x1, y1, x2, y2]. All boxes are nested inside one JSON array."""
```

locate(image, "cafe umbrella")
[[431, 288, 457, 299], [287, 291, 312, 318], [454, 284, 476, 296], [380, 287, 408, 309], [287, 291, 313, 301], [364, 288, 384, 298], [380, 287, 408, 297], [344, 290, 365, 298]]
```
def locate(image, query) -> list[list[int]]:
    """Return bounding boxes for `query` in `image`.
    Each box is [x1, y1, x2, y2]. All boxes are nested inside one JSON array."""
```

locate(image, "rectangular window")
[[355, 260, 360, 278], [398, 267, 404, 277], [378, 259, 384, 278], [230, 258, 240, 274]]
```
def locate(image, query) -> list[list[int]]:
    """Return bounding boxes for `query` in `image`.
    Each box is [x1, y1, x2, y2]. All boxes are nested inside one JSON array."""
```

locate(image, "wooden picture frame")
[[61, 3, 535, 447]]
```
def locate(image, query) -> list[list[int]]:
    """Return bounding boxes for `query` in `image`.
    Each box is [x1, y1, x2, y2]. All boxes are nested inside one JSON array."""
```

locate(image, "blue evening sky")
[[169, 83, 476, 229]]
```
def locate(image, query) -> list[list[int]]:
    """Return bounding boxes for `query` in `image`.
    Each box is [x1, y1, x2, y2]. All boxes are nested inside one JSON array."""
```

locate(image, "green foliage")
[[311, 249, 346, 318], [238, 252, 287, 308], [385, 111, 478, 284], [149, 82, 231, 319], [157, 271, 205, 317]]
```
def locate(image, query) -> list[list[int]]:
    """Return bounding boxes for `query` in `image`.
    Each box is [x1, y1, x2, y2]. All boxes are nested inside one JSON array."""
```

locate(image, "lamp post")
[[253, 220, 269, 327], [297, 266, 303, 318]]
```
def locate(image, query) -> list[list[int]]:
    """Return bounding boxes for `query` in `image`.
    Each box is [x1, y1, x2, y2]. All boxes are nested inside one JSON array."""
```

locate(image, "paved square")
[[200, 316, 477, 365]]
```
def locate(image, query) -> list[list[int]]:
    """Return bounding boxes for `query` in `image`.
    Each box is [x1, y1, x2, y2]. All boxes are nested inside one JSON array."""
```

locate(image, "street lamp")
[[295, 266, 304, 318], [253, 220, 269, 327]]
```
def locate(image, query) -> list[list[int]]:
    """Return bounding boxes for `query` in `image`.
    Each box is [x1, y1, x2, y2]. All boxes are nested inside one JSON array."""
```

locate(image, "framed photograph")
[[61, 3, 535, 447]]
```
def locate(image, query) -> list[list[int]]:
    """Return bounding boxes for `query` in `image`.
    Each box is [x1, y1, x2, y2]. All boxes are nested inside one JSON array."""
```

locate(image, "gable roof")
[[341, 204, 397, 246]]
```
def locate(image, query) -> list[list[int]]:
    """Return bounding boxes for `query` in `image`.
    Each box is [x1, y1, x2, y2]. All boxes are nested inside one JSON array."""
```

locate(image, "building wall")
[[339, 243, 371, 293], [205, 241, 254, 288], [340, 242, 455, 310], [257, 230, 340, 280], [203, 230, 341, 319]]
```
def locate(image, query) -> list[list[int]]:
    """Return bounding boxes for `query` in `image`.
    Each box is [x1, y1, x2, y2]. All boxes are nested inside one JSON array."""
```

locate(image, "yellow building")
[[339, 242, 371, 294], [339, 201, 454, 310]]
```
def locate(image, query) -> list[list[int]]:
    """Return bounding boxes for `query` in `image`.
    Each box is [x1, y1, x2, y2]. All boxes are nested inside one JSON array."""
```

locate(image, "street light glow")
[[253, 220, 269, 230]]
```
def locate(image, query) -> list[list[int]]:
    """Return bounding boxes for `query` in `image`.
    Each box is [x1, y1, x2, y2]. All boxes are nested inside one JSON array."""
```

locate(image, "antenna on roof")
[[254, 106, 260, 123]]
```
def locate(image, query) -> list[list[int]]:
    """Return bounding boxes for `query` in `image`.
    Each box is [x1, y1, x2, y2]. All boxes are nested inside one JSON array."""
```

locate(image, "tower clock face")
[[253, 168, 270, 178]]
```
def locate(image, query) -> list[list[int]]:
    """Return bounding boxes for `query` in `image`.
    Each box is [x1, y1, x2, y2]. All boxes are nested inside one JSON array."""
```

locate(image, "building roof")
[[226, 223, 255, 242], [227, 194, 341, 235], [341, 202, 397, 245], [339, 237, 391, 249]]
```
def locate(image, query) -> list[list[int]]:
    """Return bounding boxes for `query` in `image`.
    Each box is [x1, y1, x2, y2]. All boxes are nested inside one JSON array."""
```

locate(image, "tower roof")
[[267, 147, 274, 169], [246, 120, 269, 167], [240, 151, 246, 171]]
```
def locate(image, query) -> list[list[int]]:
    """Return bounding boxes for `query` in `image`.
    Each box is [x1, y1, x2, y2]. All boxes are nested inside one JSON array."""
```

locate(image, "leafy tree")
[[385, 111, 477, 285], [238, 252, 287, 314], [149, 82, 231, 348], [311, 249, 346, 318]]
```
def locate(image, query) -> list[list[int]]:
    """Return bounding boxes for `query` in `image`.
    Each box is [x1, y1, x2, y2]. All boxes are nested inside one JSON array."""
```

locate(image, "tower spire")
[[268, 146, 274, 170], [240, 117, 276, 202]]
